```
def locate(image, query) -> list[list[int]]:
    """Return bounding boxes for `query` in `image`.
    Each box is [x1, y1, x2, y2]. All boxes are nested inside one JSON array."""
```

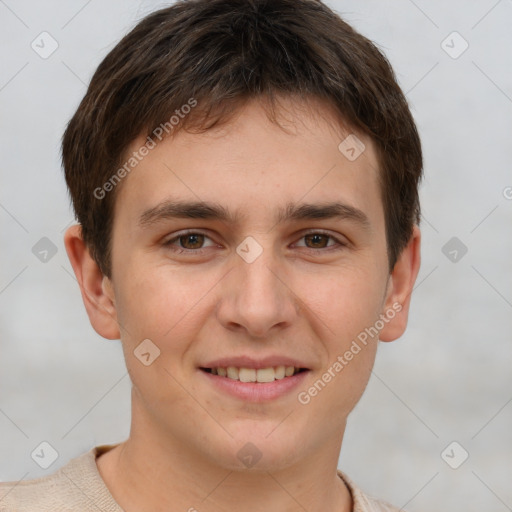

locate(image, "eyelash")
[[162, 230, 347, 254]]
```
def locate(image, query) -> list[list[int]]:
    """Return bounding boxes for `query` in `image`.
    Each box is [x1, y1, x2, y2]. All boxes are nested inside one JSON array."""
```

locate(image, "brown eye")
[[304, 233, 330, 248], [294, 231, 346, 252], [163, 231, 217, 254], [178, 233, 205, 249]]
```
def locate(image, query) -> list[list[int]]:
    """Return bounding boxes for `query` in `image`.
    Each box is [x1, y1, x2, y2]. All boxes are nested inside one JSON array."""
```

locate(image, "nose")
[[216, 243, 300, 339]]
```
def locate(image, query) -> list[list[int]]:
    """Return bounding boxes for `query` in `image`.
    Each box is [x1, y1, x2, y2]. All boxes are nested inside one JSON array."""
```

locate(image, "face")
[[70, 96, 418, 471]]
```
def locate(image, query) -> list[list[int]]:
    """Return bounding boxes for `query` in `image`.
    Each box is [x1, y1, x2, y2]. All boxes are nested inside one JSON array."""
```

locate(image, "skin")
[[64, 95, 421, 512]]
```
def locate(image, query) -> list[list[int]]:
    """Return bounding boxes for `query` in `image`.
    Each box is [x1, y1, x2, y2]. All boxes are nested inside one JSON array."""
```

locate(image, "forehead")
[[112, 96, 383, 231]]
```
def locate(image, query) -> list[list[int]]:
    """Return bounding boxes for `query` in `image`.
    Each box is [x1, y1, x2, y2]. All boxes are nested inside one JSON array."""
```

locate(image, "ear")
[[379, 225, 421, 342], [63, 224, 120, 340]]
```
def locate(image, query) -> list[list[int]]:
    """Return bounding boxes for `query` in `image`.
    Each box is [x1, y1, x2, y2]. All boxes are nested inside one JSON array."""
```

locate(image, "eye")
[[162, 230, 346, 255], [294, 231, 345, 251], [163, 231, 216, 252]]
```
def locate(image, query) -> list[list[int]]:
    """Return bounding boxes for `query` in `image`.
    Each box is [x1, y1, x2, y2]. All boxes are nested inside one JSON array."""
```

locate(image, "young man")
[[0, 0, 422, 510]]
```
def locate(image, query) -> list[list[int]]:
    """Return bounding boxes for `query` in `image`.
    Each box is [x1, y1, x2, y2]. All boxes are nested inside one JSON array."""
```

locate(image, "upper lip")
[[199, 355, 310, 370]]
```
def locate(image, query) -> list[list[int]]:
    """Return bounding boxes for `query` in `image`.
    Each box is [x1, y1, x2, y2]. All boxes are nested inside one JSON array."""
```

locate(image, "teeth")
[[274, 365, 286, 379], [239, 368, 256, 382], [256, 368, 275, 383], [227, 366, 239, 380], [207, 365, 302, 382]]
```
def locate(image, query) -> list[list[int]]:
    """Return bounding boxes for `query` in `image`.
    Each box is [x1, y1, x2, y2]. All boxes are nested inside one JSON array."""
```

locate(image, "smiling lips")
[[199, 356, 310, 383], [201, 365, 306, 382], [199, 362, 310, 402]]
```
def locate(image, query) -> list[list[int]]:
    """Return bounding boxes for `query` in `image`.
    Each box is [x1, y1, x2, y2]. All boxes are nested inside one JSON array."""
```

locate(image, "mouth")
[[199, 366, 309, 383], [198, 364, 311, 402]]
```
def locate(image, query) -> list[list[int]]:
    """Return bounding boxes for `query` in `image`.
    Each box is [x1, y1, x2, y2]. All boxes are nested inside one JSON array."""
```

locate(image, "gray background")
[[1, 1, 511, 510]]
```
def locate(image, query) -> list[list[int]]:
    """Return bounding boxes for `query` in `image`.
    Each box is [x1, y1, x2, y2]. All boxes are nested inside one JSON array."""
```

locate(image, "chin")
[[210, 426, 306, 472]]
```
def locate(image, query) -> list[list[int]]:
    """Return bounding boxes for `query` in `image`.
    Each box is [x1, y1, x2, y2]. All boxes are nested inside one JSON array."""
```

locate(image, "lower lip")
[[198, 369, 310, 402]]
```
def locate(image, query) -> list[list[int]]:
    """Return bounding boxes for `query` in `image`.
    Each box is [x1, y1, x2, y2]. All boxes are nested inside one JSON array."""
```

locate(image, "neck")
[[96, 394, 352, 512]]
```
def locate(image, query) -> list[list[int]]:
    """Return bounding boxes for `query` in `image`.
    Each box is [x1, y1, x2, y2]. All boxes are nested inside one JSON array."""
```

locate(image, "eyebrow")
[[138, 199, 371, 231]]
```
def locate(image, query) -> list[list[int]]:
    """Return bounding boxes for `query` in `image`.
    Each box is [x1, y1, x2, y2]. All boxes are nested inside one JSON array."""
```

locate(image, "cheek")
[[114, 261, 216, 342], [302, 263, 385, 342], [112, 265, 207, 408], [296, 266, 383, 412]]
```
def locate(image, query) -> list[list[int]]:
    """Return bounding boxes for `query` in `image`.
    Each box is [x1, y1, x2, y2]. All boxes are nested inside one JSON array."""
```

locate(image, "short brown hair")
[[61, 0, 422, 279]]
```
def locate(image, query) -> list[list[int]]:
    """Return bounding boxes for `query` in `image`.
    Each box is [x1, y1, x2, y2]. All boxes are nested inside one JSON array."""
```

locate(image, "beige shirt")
[[0, 444, 402, 511]]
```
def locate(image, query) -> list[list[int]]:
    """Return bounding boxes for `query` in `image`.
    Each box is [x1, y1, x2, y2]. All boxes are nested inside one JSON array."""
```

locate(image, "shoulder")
[[0, 445, 122, 512], [337, 470, 405, 512], [0, 469, 68, 511]]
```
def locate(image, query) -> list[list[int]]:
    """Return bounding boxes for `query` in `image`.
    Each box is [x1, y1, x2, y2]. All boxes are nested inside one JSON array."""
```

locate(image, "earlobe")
[[63, 224, 120, 340], [379, 225, 421, 342]]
